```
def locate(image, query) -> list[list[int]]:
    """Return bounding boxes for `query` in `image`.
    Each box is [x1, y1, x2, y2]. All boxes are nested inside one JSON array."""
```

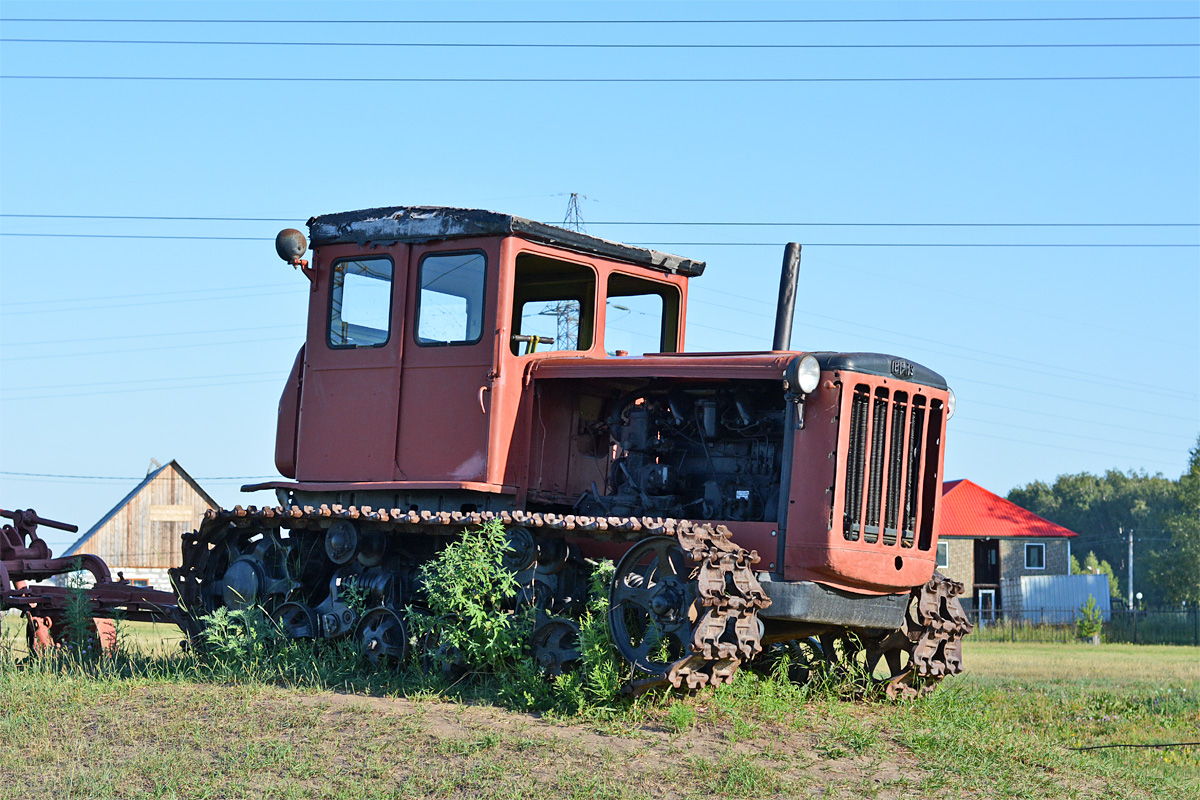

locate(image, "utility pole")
[[1126, 526, 1134, 609], [563, 192, 586, 233], [536, 193, 586, 348]]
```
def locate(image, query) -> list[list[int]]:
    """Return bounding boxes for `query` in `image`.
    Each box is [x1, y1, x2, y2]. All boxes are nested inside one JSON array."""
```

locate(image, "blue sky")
[[1, 1, 1197, 553]]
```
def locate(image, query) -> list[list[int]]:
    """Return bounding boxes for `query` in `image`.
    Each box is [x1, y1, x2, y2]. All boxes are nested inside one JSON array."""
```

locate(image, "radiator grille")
[[842, 384, 941, 550]]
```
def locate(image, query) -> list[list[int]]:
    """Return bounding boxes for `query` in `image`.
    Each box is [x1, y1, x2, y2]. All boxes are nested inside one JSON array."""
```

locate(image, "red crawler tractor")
[[170, 207, 971, 694]]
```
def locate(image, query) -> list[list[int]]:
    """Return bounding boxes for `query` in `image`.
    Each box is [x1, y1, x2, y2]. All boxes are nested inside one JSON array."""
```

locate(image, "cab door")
[[395, 240, 499, 483], [295, 243, 407, 481]]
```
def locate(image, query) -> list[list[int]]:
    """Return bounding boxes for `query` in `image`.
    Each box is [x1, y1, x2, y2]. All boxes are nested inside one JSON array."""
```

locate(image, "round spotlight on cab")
[[946, 388, 956, 420], [786, 354, 821, 394], [275, 228, 308, 264]]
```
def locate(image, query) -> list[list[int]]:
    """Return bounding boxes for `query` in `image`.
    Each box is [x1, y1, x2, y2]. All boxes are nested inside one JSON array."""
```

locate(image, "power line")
[[0, 336, 301, 363], [2, 16, 1196, 24], [685, 290, 1200, 402], [950, 429, 1183, 468], [0, 213, 299, 222], [681, 293, 1195, 402], [0, 232, 270, 241], [0, 377, 282, 402], [800, 251, 1197, 351], [0, 288, 305, 317], [3, 232, 1195, 247], [967, 399, 1187, 441], [3, 323, 299, 348], [5, 37, 1199, 50], [661, 293, 1200, 423], [633, 242, 1200, 247], [951, 416, 1187, 454], [0, 281, 295, 308], [695, 290, 1197, 388], [593, 221, 1200, 228], [954, 377, 1198, 423], [0, 470, 275, 481], [4, 74, 1198, 83], [0, 370, 284, 393], [5, 213, 1196, 227]]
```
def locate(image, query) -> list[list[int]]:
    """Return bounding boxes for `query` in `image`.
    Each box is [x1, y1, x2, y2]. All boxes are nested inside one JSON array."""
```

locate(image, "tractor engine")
[[587, 386, 785, 522]]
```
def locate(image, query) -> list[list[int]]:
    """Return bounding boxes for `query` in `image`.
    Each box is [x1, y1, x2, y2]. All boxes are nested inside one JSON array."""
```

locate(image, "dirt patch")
[[289, 688, 939, 798]]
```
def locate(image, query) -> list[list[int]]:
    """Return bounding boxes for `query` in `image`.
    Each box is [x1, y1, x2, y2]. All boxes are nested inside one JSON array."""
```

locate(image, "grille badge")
[[889, 359, 915, 379]]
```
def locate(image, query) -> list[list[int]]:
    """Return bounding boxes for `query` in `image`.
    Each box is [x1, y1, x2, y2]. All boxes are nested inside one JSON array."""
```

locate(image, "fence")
[[965, 607, 1200, 646]]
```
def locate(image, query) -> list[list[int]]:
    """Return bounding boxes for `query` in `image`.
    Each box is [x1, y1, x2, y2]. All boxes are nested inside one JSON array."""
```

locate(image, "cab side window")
[[417, 251, 487, 345], [510, 253, 596, 355], [605, 273, 680, 355], [328, 257, 394, 348]]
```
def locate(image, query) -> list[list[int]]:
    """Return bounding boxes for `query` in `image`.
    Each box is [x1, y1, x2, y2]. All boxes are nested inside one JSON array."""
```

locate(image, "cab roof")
[[307, 206, 705, 277]]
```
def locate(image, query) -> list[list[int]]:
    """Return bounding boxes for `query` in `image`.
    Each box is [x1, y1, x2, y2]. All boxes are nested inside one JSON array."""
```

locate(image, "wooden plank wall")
[[78, 466, 215, 568]]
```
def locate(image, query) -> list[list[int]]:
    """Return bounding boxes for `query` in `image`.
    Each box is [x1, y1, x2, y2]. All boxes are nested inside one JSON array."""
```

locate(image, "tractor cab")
[[271, 207, 701, 489]]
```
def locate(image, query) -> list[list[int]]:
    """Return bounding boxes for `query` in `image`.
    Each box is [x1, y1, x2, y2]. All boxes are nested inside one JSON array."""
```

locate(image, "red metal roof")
[[939, 479, 1078, 539]]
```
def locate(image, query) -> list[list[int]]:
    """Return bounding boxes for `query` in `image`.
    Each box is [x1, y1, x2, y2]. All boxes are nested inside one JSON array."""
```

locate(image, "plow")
[[1, 508, 180, 652]]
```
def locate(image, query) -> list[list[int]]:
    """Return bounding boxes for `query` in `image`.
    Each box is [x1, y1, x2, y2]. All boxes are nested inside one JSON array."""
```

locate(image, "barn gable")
[[63, 460, 216, 570]]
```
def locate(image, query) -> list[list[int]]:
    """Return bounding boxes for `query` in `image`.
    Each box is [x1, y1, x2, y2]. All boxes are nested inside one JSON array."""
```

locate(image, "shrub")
[[406, 519, 532, 674], [1076, 594, 1104, 643]]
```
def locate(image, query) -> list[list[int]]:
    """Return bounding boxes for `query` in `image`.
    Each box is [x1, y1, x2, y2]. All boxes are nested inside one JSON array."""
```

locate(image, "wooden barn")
[[59, 460, 216, 591]]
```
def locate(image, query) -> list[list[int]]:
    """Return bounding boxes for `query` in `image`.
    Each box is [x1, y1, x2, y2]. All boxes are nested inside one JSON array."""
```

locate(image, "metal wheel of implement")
[[201, 526, 294, 614], [531, 617, 581, 674], [355, 608, 408, 666], [608, 536, 698, 677]]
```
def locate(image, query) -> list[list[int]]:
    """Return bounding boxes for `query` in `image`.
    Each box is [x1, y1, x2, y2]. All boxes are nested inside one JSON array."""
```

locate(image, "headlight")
[[946, 388, 956, 419], [786, 355, 821, 394]]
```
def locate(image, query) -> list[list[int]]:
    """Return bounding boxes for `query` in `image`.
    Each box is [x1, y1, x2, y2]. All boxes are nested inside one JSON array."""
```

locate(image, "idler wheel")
[[221, 558, 264, 610], [502, 526, 537, 572], [274, 602, 318, 639], [531, 617, 581, 675], [325, 521, 359, 565], [355, 608, 408, 666], [208, 528, 293, 614], [534, 538, 569, 575], [608, 536, 698, 676]]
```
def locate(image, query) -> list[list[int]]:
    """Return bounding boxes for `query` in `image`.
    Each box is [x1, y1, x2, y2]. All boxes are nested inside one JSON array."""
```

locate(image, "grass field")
[[1, 615, 1196, 799]]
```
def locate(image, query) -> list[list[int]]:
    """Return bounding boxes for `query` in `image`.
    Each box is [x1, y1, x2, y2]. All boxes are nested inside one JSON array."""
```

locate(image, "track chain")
[[635, 523, 771, 693], [885, 571, 973, 699], [171, 505, 771, 693]]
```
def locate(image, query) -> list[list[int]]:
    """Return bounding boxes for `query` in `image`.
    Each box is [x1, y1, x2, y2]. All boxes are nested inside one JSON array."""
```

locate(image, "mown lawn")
[[1, 615, 1196, 799]]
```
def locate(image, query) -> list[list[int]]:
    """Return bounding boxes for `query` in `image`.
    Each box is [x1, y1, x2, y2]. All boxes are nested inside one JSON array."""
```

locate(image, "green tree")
[[1008, 468, 1181, 605], [1075, 594, 1104, 643], [1071, 550, 1120, 601], [1147, 438, 1200, 605]]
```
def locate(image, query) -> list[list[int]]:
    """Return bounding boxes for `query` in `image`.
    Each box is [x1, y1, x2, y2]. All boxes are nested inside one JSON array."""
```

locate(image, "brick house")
[[936, 479, 1077, 619]]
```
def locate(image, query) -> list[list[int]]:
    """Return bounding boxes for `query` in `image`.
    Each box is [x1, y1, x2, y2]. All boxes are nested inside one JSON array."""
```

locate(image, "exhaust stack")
[[772, 242, 802, 351]]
